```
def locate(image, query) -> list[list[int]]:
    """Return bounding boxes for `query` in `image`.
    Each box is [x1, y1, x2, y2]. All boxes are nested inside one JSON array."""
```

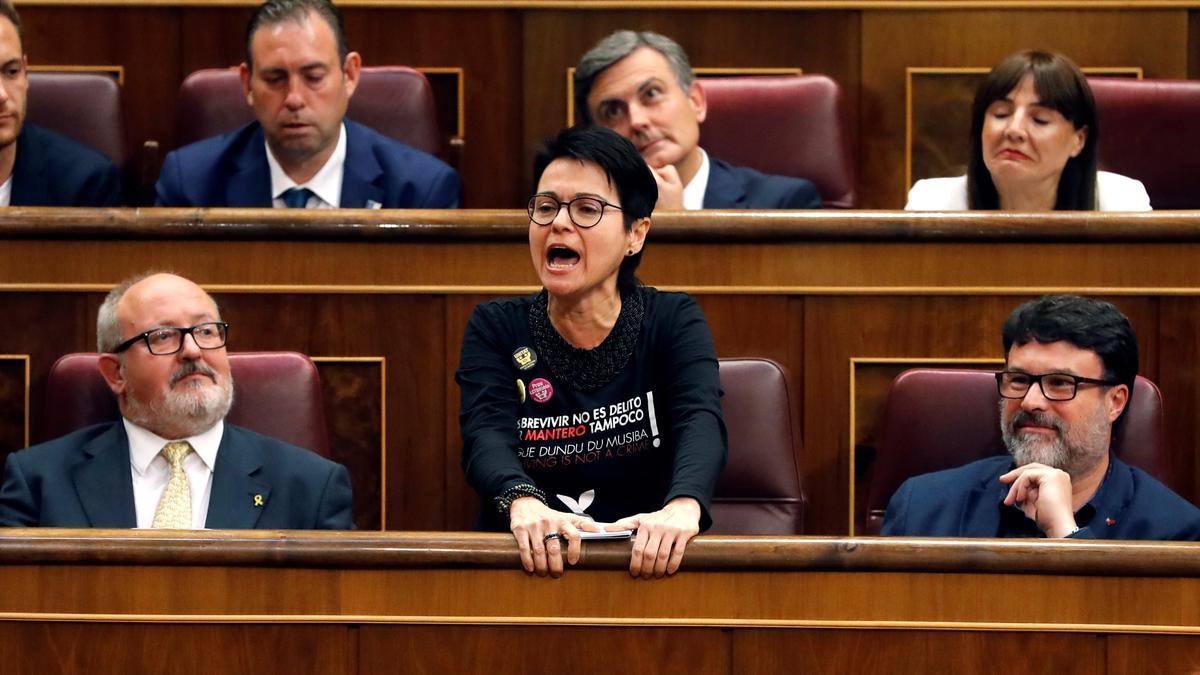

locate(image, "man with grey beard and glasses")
[[0, 272, 352, 529], [882, 295, 1200, 540]]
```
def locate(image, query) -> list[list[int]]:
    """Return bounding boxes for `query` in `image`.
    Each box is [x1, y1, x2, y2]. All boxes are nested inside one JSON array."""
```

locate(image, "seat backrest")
[[1089, 77, 1200, 209], [710, 358, 805, 534], [37, 352, 330, 457], [176, 66, 441, 155], [27, 71, 126, 166], [700, 74, 855, 208], [864, 368, 1167, 535]]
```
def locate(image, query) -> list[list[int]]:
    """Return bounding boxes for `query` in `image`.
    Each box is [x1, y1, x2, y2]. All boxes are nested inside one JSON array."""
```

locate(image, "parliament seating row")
[[29, 69, 1200, 209], [36, 353, 808, 535], [39, 351, 1168, 535], [31, 69, 856, 207]]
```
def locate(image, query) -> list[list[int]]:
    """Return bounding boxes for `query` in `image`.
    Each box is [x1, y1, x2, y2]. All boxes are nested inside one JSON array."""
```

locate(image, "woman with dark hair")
[[457, 126, 727, 579], [906, 49, 1150, 211]]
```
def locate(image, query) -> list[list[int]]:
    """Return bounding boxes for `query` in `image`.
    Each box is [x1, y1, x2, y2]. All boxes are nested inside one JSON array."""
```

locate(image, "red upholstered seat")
[[36, 352, 330, 458], [1090, 77, 1200, 210], [710, 358, 805, 534], [863, 368, 1167, 535], [27, 71, 126, 167], [699, 75, 855, 208], [175, 66, 441, 155]]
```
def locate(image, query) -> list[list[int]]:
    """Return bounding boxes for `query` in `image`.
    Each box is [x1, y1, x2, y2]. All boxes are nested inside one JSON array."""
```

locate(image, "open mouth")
[[546, 245, 581, 270]]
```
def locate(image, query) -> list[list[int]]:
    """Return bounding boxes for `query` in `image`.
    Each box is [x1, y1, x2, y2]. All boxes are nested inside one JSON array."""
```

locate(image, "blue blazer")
[[0, 422, 353, 530], [155, 119, 460, 208], [702, 156, 821, 209], [11, 123, 121, 207], [881, 455, 1200, 541]]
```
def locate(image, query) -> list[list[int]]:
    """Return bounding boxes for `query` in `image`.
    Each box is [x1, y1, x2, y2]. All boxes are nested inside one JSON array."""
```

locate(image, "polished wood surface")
[[15, 1, 1200, 8], [7, 529, 1200, 575], [0, 532, 1198, 674], [12, 4, 1199, 208], [4, 210, 1200, 535]]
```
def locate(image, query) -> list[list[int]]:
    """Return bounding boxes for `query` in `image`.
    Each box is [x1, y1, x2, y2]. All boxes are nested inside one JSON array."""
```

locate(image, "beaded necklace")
[[528, 287, 646, 392]]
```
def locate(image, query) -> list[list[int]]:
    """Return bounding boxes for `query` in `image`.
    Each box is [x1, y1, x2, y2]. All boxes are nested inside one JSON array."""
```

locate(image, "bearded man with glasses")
[[882, 294, 1200, 540], [0, 272, 352, 530]]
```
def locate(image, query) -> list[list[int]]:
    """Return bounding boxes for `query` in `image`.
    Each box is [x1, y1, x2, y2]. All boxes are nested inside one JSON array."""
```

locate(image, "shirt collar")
[[124, 417, 223, 476], [266, 122, 346, 208], [681, 147, 710, 211]]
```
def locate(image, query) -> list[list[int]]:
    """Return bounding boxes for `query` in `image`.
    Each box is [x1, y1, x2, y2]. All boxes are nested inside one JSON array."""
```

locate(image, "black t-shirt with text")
[[457, 287, 726, 530]]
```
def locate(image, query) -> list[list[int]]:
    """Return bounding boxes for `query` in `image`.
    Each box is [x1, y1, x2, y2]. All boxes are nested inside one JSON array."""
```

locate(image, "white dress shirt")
[[681, 148, 711, 211], [0, 175, 12, 206], [904, 172, 1152, 211], [125, 418, 223, 529], [266, 122, 346, 209]]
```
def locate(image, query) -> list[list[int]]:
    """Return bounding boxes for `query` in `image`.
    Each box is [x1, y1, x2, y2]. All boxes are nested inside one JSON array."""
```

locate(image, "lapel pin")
[[1106, 517, 1116, 526], [253, 494, 265, 507]]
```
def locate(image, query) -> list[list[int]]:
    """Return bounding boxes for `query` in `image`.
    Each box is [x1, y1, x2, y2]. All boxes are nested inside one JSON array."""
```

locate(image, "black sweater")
[[457, 287, 727, 531]]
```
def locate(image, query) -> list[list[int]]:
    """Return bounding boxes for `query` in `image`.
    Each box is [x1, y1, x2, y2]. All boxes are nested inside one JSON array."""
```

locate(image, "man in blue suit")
[[574, 30, 820, 211], [882, 295, 1200, 540], [0, 1, 120, 207], [155, 0, 458, 209], [0, 272, 353, 529]]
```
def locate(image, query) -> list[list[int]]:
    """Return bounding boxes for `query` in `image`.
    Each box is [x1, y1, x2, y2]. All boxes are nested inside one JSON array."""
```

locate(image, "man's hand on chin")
[[1000, 463, 1079, 538], [651, 164, 685, 210]]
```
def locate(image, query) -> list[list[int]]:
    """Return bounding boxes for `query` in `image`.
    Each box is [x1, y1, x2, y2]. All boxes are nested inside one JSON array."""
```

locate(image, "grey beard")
[[1000, 399, 1111, 479], [123, 365, 235, 439]]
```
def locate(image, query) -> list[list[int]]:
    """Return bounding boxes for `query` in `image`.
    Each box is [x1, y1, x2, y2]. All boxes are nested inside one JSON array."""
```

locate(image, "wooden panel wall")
[[2, 533, 1200, 674], [4, 214, 1200, 535], [14, 5, 1200, 208]]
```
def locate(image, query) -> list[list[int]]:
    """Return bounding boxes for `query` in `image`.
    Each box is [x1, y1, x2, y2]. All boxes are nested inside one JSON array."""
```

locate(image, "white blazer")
[[905, 172, 1152, 211]]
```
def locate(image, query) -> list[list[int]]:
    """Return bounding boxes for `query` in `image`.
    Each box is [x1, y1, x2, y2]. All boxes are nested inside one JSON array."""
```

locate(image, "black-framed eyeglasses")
[[995, 370, 1118, 402], [527, 195, 622, 228], [113, 322, 229, 356]]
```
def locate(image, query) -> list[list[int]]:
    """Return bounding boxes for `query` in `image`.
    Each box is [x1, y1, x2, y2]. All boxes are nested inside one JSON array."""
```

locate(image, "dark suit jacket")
[[11, 123, 122, 207], [154, 119, 459, 208], [881, 454, 1200, 540], [702, 155, 821, 209], [0, 422, 353, 529]]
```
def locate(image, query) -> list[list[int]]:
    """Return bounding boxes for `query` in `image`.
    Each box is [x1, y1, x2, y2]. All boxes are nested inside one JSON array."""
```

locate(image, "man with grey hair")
[[882, 294, 1200, 540], [0, 272, 352, 529], [574, 30, 820, 210]]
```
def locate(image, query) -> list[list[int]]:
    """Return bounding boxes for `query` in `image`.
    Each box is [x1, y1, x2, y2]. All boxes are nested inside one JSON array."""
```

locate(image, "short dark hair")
[[0, 1, 23, 52], [245, 0, 348, 73], [1002, 294, 1138, 403], [532, 125, 657, 295], [573, 30, 694, 125], [967, 49, 1098, 210]]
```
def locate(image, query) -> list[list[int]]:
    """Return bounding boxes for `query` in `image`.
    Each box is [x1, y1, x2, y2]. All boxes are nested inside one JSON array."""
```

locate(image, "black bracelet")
[[495, 483, 548, 516]]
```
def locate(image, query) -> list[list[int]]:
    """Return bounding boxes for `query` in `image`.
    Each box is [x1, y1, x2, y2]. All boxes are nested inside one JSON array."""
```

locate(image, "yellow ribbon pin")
[[253, 494, 264, 507]]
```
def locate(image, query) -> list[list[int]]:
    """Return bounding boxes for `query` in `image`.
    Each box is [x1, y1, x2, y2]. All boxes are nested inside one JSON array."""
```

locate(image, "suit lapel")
[[10, 126, 51, 206], [71, 423, 137, 528], [702, 157, 747, 209], [205, 426, 271, 529], [958, 477, 1004, 537], [339, 121, 384, 208], [225, 126, 273, 207]]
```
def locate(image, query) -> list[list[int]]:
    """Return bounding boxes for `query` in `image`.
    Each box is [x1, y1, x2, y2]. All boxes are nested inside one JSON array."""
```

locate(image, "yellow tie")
[[152, 441, 193, 529]]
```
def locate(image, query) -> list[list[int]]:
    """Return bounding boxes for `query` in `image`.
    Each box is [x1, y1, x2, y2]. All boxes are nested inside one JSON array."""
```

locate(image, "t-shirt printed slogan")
[[516, 391, 661, 470]]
